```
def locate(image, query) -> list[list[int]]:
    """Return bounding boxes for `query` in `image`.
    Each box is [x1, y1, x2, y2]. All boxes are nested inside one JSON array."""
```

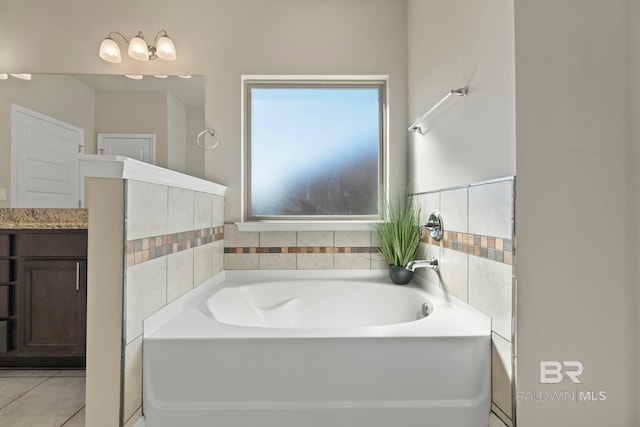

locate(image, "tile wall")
[[412, 177, 515, 426], [122, 181, 225, 427], [224, 226, 386, 270]]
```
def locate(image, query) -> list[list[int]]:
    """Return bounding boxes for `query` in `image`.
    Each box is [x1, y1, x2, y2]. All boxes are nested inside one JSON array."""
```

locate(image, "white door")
[[11, 105, 84, 208], [97, 133, 155, 164]]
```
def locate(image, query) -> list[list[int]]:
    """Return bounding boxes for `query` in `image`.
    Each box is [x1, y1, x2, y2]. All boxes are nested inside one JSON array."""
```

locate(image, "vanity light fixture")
[[99, 30, 177, 63]]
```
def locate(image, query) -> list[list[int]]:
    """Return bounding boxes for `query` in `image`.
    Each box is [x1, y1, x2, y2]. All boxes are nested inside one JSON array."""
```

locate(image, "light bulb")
[[99, 37, 122, 63], [128, 36, 150, 61], [155, 35, 176, 61]]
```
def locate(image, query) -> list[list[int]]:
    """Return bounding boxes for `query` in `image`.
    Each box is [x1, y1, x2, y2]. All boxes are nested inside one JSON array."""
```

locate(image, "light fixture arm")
[[107, 31, 130, 45], [151, 30, 169, 47]]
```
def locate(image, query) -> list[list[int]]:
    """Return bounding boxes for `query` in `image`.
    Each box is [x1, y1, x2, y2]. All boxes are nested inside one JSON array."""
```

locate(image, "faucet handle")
[[423, 211, 444, 241]]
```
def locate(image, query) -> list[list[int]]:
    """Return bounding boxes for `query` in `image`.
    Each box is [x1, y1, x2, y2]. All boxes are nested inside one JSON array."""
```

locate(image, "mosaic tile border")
[[127, 226, 224, 266], [423, 230, 513, 265], [224, 246, 377, 254]]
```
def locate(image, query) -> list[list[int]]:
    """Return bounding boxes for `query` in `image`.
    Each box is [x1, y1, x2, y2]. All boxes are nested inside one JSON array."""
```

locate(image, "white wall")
[[0, 0, 408, 223], [514, 0, 635, 425], [95, 89, 194, 174], [186, 108, 205, 178], [631, 1, 640, 420], [633, 0, 640, 421], [167, 92, 187, 173], [200, 0, 408, 222], [407, 0, 515, 193], [95, 91, 169, 167]]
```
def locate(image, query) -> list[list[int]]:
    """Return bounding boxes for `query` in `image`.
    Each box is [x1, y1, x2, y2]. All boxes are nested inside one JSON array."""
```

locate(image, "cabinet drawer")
[[0, 234, 10, 257], [0, 320, 7, 353], [14, 232, 87, 257], [0, 286, 8, 317], [0, 260, 9, 282]]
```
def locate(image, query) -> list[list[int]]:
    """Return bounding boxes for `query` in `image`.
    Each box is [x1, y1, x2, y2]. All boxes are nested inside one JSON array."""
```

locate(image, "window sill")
[[234, 221, 378, 232]]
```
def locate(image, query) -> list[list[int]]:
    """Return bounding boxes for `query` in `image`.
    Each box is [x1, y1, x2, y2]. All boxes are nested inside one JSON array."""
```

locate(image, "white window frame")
[[238, 75, 388, 231]]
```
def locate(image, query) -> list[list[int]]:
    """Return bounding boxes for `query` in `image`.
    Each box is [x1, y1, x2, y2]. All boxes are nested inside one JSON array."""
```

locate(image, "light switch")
[[0, 189, 7, 201]]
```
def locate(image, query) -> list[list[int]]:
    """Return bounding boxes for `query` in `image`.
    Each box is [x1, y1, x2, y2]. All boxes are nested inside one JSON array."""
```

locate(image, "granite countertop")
[[0, 209, 88, 229]]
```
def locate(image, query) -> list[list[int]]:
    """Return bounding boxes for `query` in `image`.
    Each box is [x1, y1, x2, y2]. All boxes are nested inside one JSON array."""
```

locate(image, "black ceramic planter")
[[388, 265, 414, 285]]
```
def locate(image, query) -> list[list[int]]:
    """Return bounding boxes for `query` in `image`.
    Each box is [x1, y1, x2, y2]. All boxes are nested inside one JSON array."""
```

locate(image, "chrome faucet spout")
[[406, 258, 439, 272]]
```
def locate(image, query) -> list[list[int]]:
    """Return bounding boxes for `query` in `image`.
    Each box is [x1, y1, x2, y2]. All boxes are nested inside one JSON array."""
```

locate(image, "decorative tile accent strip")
[[423, 230, 513, 265], [224, 246, 377, 254], [127, 226, 224, 266]]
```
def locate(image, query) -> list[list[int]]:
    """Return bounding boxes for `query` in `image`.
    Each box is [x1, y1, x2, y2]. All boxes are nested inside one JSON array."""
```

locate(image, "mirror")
[[0, 74, 205, 208]]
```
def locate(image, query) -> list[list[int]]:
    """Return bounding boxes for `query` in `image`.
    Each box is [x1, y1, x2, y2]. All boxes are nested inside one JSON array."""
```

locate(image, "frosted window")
[[245, 82, 384, 220]]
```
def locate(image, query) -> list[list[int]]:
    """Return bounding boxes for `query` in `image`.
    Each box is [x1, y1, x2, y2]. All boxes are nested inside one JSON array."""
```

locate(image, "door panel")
[[17, 260, 86, 355], [97, 133, 155, 164], [12, 105, 83, 208]]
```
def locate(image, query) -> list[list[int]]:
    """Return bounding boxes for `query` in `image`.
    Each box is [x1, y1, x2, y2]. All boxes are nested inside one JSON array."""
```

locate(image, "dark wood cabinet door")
[[17, 260, 86, 355]]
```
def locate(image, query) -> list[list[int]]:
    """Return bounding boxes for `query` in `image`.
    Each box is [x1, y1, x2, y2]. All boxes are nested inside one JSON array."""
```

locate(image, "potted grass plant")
[[375, 197, 421, 284]]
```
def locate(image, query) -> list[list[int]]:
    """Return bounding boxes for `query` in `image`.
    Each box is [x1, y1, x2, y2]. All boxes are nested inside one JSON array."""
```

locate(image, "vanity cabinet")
[[0, 230, 87, 367]]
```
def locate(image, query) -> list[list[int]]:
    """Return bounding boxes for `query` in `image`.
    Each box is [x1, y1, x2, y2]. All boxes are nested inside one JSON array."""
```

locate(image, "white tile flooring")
[[0, 369, 85, 427]]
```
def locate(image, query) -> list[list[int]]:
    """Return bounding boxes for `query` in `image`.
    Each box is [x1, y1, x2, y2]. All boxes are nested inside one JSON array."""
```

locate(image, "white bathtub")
[[143, 270, 491, 427]]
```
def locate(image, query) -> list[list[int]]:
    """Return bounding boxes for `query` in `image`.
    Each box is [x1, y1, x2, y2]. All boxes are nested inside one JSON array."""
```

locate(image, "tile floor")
[[0, 369, 85, 427]]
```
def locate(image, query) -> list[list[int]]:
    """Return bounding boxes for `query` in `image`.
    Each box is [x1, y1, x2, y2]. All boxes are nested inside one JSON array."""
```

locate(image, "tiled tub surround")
[[424, 231, 513, 266], [224, 226, 385, 270], [126, 226, 225, 266], [412, 177, 515, 427], [85, 159, 226, 427], [122, 181, 225, 426]]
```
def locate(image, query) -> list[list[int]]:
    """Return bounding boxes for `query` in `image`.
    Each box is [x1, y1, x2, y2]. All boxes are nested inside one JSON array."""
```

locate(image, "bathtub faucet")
[[406, 258, 439, 273]]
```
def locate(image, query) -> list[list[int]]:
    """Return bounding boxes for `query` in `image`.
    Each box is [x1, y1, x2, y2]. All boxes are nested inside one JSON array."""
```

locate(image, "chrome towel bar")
[[408, 86, 468, 134]]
